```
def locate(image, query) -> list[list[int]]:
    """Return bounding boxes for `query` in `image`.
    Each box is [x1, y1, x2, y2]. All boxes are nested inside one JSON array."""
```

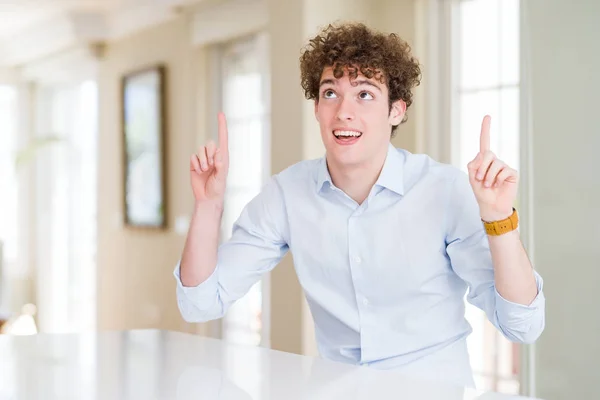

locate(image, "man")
[[174, 22, 545, 388]]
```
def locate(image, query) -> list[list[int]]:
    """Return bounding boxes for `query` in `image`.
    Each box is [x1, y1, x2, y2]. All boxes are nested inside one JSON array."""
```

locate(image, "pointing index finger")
[[217, 112, 229, 155], [480, 115, 491, 154]]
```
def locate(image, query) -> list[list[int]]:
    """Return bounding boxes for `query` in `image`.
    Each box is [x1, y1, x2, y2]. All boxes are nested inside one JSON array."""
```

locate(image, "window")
[[217, 33, 271, 348], [450, 0, 522, 394], [0, 85, 18, 288], [34, 81, 98, 333]]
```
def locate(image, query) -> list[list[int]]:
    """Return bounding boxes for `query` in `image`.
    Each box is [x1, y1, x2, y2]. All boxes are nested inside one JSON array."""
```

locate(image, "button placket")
[[348, 217, 369, 313]]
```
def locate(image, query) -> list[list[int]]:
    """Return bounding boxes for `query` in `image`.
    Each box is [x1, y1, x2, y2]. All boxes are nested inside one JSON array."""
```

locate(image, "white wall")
[[96, 16, 202, 335], [524, 1, 600, 398]]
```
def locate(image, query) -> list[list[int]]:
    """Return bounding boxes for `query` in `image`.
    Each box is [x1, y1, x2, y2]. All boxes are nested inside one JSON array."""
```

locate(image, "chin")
[[325, 146, 365, 166]]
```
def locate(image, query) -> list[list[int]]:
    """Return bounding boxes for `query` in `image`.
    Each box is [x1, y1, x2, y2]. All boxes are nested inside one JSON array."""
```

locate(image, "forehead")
[[319, 65, 386, 87]]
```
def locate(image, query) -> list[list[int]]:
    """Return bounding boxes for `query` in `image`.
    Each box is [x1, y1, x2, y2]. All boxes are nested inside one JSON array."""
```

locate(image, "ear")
[[389, 99, 407, 126], [314, 100, 320, 122]]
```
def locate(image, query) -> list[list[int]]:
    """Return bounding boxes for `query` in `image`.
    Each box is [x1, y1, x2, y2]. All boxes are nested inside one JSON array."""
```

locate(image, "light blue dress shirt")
[[174, 143, 545, 387]]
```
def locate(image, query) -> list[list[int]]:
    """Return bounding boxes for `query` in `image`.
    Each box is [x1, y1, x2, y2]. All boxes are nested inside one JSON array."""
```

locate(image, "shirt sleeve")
[[173, 176, 290, 323], [444, 170, 546, 344]]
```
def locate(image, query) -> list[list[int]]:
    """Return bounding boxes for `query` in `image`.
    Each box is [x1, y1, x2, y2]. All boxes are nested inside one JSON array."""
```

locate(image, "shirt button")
[[362, 297, 369, 306], [354, 256, 362, 263]]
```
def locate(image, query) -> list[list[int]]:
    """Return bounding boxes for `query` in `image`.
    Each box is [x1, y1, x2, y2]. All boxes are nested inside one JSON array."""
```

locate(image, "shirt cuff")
[[173, 260, 220, 302], [494, 270, 545, 318]]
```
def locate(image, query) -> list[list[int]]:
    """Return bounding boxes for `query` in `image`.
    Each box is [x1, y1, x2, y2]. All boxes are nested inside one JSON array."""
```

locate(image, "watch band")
[[483, 208, 519, 236]]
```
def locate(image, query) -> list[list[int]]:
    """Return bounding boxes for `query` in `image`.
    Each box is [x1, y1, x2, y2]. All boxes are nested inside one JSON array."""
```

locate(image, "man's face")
[[314, 66, 405, 168]]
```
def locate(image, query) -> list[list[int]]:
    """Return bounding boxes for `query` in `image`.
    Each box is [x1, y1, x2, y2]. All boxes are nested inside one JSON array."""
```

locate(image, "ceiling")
[[0, 0, 205, 67], [0, 1, 136, 37]]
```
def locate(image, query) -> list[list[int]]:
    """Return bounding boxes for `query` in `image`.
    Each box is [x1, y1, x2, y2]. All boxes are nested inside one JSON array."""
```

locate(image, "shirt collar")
[[315, 143, 405, 195], [375, 142, 405, 195], [316, 157, 333, 193]]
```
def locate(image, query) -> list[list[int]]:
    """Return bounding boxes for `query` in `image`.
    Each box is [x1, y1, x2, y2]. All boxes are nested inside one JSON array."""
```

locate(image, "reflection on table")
[[0, 329, 541, 400]]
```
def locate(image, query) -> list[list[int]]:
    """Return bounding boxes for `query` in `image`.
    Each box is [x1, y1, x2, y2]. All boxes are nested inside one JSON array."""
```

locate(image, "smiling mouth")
[[333, 130, 363, 139]]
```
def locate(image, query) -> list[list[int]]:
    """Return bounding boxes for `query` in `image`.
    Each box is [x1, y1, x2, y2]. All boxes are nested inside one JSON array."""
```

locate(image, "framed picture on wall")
[[121, 65, 167, 229]]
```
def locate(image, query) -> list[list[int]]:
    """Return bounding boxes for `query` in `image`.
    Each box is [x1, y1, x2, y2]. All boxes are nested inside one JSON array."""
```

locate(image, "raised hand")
[[189, 112, 230, 202], [467, 115, 518, 222]]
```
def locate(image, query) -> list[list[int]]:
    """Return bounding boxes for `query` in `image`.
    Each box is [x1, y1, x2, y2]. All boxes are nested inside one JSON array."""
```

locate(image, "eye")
[[359, 91, 374, 100], [322, 89, 337, 99]]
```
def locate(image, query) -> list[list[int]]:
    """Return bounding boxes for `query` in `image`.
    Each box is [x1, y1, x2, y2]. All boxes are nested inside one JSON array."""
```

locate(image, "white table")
[[0, 329, 541, 400]]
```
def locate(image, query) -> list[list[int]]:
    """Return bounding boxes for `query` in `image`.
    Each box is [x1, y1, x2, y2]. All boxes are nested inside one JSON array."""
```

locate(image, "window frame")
[[430, 0, 535, 395], [208, 31, 272, 349]]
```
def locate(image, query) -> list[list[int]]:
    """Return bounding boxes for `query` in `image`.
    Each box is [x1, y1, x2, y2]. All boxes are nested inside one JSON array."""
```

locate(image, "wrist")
[[194, 199, 224, 217], [480, 208, 514, 223]]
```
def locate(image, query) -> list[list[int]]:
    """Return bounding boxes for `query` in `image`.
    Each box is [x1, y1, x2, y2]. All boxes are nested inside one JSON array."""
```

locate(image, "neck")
[[327, 148, 388, 205]]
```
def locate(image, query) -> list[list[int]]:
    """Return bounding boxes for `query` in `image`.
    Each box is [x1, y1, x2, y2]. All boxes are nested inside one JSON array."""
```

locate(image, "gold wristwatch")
[[482, 208, 518, 236]]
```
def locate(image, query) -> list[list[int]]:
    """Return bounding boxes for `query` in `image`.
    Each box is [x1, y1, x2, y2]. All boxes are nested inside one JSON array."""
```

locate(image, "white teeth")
[[334, 130, 362, 137]]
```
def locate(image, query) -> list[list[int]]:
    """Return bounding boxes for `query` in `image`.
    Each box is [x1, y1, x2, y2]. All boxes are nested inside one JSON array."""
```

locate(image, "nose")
[[335, 96, 355, 121]]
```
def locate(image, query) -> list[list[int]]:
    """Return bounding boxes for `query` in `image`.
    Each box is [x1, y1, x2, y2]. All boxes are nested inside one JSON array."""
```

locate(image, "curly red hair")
[[299, 22, 422, 136]]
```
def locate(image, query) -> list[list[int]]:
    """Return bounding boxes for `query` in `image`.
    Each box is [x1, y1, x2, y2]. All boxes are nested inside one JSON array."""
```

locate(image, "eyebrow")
[[319, 78, 382, 92]]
